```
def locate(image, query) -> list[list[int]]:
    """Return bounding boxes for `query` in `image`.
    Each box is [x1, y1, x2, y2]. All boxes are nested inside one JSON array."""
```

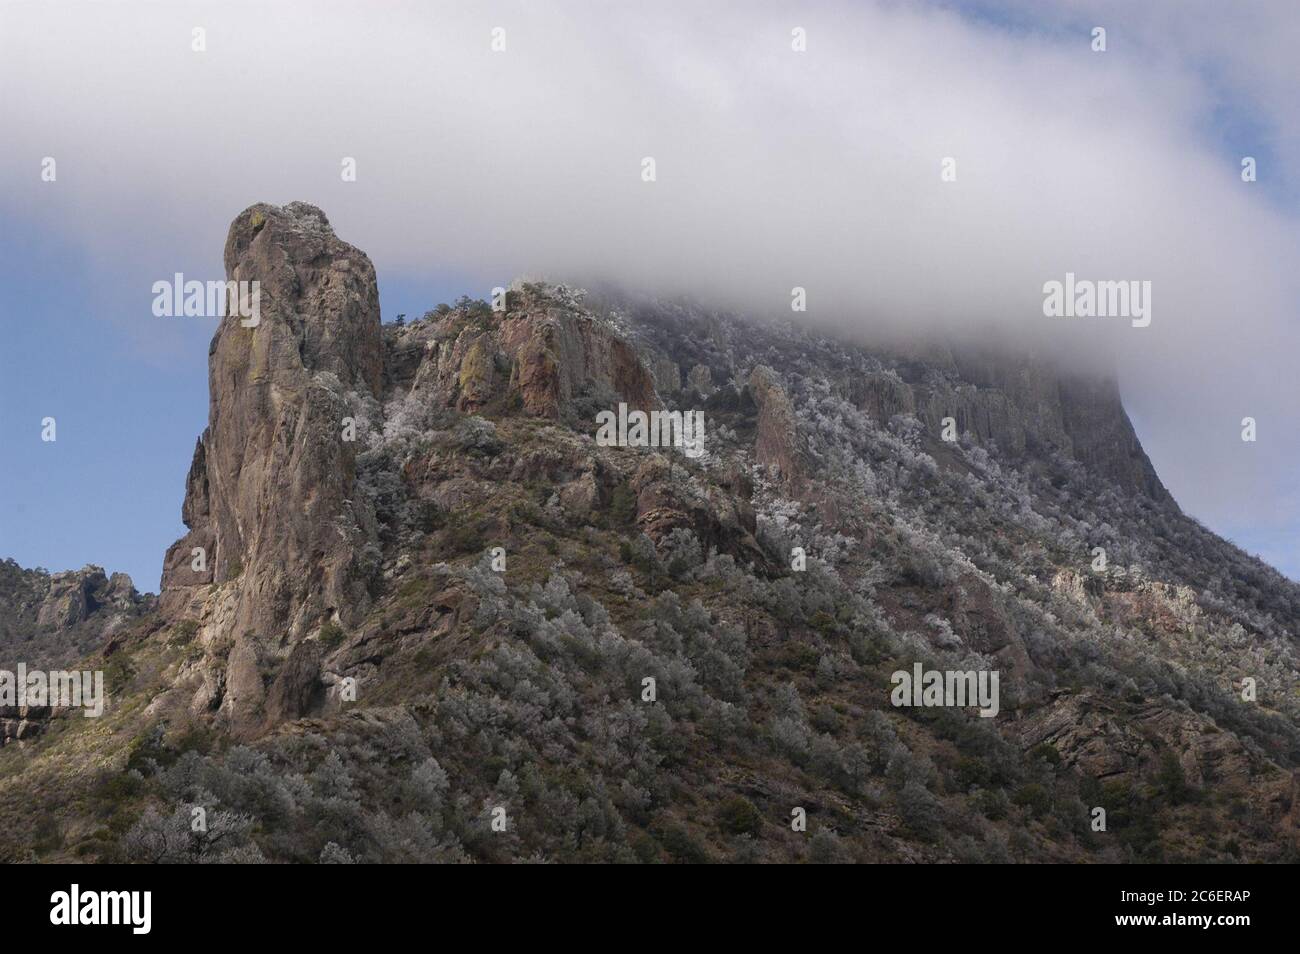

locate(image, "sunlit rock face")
[[160, 202, 384, 729]]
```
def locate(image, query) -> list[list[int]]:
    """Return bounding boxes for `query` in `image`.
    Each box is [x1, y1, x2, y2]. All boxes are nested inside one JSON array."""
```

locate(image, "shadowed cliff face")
[[863, 352, 1172, 506], [608, 298, 1173, 510]]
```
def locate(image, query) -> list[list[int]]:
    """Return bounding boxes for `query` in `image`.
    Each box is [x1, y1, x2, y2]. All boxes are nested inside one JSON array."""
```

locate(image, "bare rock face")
[[0, 561, 152, 674], [160, 439, 215, 590], [0, 562, 150, 745], [0, 708, 51, 747], [264, 641, 325, 726], [1057, 374, 1171, 502], [685, 363, 714, 396], [631, 456, 765, 565], [647, 351, 682, 394], [161, 202, 384, 728], [29, 565, 141, 632], [35, 569, 99, 629], [1019, 690, 1269, 794], [847, 371, 917, 422], [388, 287, 660, 421], [497, 305, 659, 418], [746, 365, 807, 488]]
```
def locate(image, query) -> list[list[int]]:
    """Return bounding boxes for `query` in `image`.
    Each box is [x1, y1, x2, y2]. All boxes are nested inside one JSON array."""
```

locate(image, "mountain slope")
[[1, 203, 1296, 864]]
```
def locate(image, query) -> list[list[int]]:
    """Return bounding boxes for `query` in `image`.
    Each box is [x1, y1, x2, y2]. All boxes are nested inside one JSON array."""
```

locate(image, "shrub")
[[444, 515, 488, 555], [716, 796, 763, 836], [897, 781, 942, 840], [170, 619, 200, 645], [1012, 782, 1052, 817], [608, 484, 638, 527], [1029, 743, 1063, 767], [654, 823, 712, 864], [809, 829, 852, 863], [1156, 751, 1195, 805], [319, 622, 346, 650]]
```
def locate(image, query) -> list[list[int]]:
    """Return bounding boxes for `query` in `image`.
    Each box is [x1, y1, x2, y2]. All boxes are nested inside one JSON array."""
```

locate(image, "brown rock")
[[1019, 691, 1262, 789], [632, 456, 765, 566], [163, 202, 383, 646], [559, 470, 603, 516], [500, 307, 658, 419], [747, 366, 807, 488], [223, 638, 265, 731]]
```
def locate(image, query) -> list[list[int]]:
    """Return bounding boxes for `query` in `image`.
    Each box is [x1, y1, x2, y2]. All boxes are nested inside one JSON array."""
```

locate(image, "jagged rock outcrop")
[[0, 705, 53, 747], [630, 455, 765, 565], [155, 212, 677, 733], [35, 567, 135, 629], [0, 560, 151, 672], [746, 365, 807, 488], [388, 287, 660, 419], [1018, 690, 1269, 791], [685, 364, 714, 396], [647, 351, 682, 394], [0, 563, 148, 745], [160, 202, 385, 728]]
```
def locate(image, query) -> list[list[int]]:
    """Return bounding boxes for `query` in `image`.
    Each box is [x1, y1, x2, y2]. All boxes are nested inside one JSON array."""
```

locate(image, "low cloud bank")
[[2, 0, 1296, 567]]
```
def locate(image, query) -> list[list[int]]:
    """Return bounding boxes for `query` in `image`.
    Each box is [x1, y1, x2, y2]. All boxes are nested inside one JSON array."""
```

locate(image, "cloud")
[[1, 0, 1296, 565]]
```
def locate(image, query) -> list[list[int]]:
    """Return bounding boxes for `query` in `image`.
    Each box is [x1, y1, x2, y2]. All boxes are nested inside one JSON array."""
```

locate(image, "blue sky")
[[1, 0, 1297, 588]]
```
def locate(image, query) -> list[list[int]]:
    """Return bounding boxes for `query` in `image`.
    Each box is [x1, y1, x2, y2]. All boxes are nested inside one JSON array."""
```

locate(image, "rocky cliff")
[[155, 205, 671, 734], [0, 560, 150, 672], [2, 204, 1297, 864], [0, 561, 151, 746], [161, 202, 383, 631], [603, 294, 1173, 509]]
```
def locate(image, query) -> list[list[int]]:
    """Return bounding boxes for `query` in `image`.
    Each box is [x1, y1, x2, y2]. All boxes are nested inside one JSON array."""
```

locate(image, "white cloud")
[[1, 0, 1296, 560]]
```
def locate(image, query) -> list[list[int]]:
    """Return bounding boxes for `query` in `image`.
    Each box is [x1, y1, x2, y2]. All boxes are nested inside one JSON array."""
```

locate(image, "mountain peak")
[[5, 206, 1296, 864]]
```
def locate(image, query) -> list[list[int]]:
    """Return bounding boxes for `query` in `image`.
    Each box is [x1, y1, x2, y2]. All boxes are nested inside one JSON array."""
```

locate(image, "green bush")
[[170, 619, 200, 646], [716, 796, 763, 836], [1029, 743, 1063, 767], [319, 621, 346, 650], [1156, 751, 1196, 805], [608, 484, 638, 527], [1012, 782, 1052, 817], [654, 823, 712, 863], [443, 515, 487, 555]]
